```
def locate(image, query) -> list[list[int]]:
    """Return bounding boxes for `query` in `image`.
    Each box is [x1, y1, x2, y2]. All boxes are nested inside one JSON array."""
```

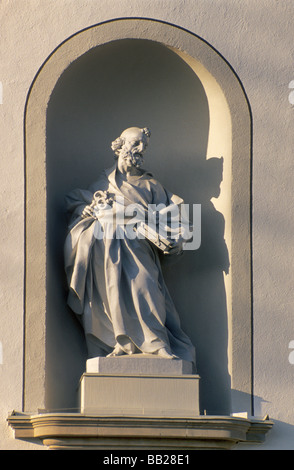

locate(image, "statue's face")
[[118, 128, 149, 169]]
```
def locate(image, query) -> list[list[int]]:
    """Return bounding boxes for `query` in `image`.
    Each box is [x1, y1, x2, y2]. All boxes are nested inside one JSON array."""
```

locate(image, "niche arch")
[[23, 18, 252, 415]]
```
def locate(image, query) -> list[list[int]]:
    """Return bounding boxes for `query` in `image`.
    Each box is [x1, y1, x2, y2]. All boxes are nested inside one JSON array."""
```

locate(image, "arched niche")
[[23, 19, 252, 416]]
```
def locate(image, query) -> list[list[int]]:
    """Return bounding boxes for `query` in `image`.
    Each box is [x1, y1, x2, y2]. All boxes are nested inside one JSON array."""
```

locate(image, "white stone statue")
[[64, 126, 195, 363]]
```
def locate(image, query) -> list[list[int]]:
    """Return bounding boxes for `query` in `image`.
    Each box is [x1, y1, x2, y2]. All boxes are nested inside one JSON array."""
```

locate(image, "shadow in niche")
[[45, 38, 230, 415], [230, 390, 268, 416], [161, 156, 231, 415]]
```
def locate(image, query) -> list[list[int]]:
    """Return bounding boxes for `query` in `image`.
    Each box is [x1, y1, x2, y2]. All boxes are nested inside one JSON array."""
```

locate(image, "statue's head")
[[111, 127, 151, 168]]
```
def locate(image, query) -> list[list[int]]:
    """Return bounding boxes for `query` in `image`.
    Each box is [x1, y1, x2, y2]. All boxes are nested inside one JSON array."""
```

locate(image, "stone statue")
[[64, 126, 195, 364]]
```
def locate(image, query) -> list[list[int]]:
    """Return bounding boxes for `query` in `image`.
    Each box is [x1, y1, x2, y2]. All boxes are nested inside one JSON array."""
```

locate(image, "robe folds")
[[64, 164, 195, 364]]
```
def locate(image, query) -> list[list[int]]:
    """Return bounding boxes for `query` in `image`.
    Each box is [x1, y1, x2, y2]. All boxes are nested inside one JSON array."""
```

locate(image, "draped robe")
[[64, 164, 195, 363]]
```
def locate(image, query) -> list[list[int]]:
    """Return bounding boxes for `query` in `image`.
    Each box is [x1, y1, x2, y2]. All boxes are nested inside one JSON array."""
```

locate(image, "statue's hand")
[[81, 204, 96, 219], [163, 239, 183, 256]]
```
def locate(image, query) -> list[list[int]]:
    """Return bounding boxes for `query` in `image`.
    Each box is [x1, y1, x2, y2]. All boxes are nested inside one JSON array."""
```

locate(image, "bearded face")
[[119, 145, 144, 169], [117, 130, 148, 171]]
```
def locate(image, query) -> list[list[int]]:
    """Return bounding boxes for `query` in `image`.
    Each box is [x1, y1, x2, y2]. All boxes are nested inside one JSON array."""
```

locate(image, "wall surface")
[[1, 0, 294, 449]]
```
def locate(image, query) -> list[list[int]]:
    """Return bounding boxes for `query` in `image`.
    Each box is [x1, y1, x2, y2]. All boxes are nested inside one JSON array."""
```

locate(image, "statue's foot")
[[156, 347, 178, 359], [107, 340, 136, 357], [119, 338, 136, 355], [106, 344, 125, 357]]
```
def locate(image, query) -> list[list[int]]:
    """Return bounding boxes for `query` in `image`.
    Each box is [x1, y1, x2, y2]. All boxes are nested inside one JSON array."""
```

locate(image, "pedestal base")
[[79, 355, 200, 418]]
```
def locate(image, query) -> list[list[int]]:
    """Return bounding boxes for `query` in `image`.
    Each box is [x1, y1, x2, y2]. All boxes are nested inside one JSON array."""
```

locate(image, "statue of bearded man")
[[64, 126, 195, 364]]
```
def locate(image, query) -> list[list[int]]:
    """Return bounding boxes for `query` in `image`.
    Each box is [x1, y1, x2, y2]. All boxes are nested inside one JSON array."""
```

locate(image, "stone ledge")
[[7, 412, 273, 450]]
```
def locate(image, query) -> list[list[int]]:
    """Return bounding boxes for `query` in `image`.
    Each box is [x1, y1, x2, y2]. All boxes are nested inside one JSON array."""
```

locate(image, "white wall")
[[1, 0, 294, 449]]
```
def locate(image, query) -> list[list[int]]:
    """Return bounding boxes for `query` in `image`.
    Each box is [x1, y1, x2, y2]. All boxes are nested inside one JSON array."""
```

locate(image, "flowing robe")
[[64, 164, 195, 363]]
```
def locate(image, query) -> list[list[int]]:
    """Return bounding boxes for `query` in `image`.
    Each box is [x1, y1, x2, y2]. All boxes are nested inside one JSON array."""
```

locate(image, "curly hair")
[[142, 127, 151, 138], [111, 137, 125, 158], [111, 127, 151, 159]]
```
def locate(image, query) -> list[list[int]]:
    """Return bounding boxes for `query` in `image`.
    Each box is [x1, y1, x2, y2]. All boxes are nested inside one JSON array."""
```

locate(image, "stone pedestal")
[[86, 354, 194, 375], [78, 355, 200, 418]]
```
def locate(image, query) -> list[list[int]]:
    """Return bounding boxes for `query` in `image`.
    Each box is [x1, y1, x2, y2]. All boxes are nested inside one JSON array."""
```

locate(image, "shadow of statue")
[[161, 156, 231, 415]]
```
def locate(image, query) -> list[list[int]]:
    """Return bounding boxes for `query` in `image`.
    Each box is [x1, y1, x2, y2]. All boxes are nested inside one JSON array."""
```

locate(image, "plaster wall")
[[0, 0, 294, 449]]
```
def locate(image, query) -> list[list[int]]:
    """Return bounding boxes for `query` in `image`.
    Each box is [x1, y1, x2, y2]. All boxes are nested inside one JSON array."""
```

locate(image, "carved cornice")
[[7, 412, 273, 450]]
